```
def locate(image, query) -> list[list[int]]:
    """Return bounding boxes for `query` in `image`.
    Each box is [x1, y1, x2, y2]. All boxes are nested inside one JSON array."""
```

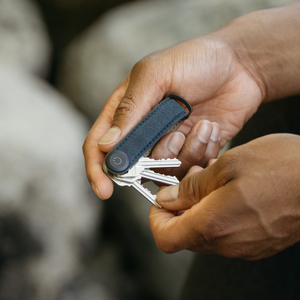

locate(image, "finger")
[[207, 158, 218, 167], [148, 205, 196, 253], [185, 165, 203, 176], [148, 131, 185, 182], [98, 61, 172, 153], [83, 139, 113, 199], [198, 122, 221, 167], [161, 120, 215, 180], [156, 162, 220, 210], [83, 79, 129, 199], [150, 188, 222, 253], [150, 131, 186, 160], [150, 183, 239, 255], [176, 120, 213, 178]]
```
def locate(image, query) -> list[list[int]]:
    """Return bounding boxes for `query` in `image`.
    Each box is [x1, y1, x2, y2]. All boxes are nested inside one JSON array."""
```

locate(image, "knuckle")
[[196, 215, 235, 251], [155, 236, 176, 254], [156, 240, 175, 254], [132, 59, 145, 71], [82, 135, 89, 154], [180, 176, 201, 206], [151, 225, 181, 254], [113, 95, 138, 120], [201, 220, 224, 247], [84, 167, 92, 184], [214, 150, 240, 185], [132, 55, 153, 70], [82, 133, 95, 155], [82, 137, 94, 184], [86, 175, 92, 185]]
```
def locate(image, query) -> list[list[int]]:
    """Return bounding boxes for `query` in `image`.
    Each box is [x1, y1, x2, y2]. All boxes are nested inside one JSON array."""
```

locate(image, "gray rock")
[[0, 65, 103, 300], [0, 0, 51, 76], [93, 183, 193, 300], [33, 0, 142, 54], [58, 0, 295, 121]]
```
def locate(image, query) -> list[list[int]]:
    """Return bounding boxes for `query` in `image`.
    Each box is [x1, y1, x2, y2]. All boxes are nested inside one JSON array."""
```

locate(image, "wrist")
[[212, 3, 300, 103]]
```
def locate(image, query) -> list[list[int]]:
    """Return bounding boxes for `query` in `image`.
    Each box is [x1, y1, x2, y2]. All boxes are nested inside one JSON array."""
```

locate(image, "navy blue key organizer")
[[105, 94, 192, 174]]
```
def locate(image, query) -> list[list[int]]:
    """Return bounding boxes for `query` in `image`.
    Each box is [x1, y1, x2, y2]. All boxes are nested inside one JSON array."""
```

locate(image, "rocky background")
[[0, 0, 295, 299]]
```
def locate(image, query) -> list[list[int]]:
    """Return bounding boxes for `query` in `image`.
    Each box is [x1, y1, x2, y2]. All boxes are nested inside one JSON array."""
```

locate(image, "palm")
[[161, 38, 262, 147]]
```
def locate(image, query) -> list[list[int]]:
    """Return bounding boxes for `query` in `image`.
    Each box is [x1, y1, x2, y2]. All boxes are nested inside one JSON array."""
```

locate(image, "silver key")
[[118, 157, 181, 207], [138, 157, 181, 168], [113, 175, 161, 208], [103, 163, 162, 208], [103, 157, 181, 208], [131, 180, 161, 208], [121, 157, 181, 179], [139, 169, 179, 185], [122, 157, 181, 186]]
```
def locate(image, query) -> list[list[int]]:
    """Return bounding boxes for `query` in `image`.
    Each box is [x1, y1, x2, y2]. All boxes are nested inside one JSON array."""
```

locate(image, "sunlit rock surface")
[[0, 0, 51, 76], [58, 0, 294, 121], [0, 65, 102, 300]]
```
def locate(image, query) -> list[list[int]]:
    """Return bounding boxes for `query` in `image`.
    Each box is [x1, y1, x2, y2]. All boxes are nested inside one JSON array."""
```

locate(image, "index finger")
[[82, 79, 128, 199]]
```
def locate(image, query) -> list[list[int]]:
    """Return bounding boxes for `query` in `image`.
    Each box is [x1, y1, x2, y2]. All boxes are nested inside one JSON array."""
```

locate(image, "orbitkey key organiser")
[[103, 94, 192, 208]]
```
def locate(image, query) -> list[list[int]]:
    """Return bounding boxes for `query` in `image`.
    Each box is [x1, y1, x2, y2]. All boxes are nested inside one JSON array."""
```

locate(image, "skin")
[[83, 3, 300, 259], [152, 134, 300, 260]]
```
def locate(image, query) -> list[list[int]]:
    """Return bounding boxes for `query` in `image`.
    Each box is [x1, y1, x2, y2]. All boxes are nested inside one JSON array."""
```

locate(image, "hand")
[[83, 3, 300, 200], [83, 36, 263, 199], [149, 134, 300, 260]]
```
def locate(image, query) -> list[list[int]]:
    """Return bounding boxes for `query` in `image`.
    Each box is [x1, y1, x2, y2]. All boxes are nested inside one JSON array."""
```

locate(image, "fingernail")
[[168, 132, 185, 155], [157, 185, 179, 203], [210, 122, 221, 142], [196, 120, 213, 143], [98, 126, 121, 145], [91, 182, 103, 200]]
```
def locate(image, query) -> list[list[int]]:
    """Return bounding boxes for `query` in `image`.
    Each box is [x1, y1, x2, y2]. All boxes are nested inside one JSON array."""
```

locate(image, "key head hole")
[[105, 150, 129, 173]]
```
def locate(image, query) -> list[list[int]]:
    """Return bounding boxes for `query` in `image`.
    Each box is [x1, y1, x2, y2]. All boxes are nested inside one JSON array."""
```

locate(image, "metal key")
[[119, 157, 181, 206], [103, 164, 162, 208], [139, 169, 179, 185], [119, 157, 180, 186], [103, 157, 182, 207], [121, 157, 180, 178], [137, 157, 181, 168]]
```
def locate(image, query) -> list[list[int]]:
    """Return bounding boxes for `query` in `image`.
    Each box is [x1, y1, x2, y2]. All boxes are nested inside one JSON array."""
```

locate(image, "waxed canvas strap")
[[105, 94, 192, 174]]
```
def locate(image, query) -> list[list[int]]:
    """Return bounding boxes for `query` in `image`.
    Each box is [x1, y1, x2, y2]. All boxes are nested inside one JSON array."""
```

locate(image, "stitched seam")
[[129, 111, 186, 164], [114, 98, 171, 151], [109, 98, 188, 172]]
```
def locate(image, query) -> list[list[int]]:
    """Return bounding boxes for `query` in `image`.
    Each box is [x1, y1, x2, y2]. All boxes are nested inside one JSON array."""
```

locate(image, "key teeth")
[[147, 169, 179, 180], [143, 186, 162, 208], [140, 169, 179, 185], [139, 157, 180, 162], [157, 158, 179, 162], [145, 186, 155, 196]]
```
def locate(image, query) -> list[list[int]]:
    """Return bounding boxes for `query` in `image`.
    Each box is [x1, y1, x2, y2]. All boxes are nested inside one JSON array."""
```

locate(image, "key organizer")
[[105, 94, 192, 174]]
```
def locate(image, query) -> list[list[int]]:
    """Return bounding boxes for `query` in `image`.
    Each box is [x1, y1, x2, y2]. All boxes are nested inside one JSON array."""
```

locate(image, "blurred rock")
[[58, 0, 295, 121], [92, 183, 193, 300], [0, 65, 103, 300], [34, 0, 140, 54], [0, 0, 51, 76]]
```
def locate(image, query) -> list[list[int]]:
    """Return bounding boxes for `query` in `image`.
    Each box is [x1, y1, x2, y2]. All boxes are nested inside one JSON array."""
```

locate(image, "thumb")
[[98, 62, 170, 153], [156, 163, 222, 210]]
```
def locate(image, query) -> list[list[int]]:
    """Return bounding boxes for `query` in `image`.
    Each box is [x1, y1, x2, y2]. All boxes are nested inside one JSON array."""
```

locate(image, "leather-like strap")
[[105, 95, 192, 174]]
